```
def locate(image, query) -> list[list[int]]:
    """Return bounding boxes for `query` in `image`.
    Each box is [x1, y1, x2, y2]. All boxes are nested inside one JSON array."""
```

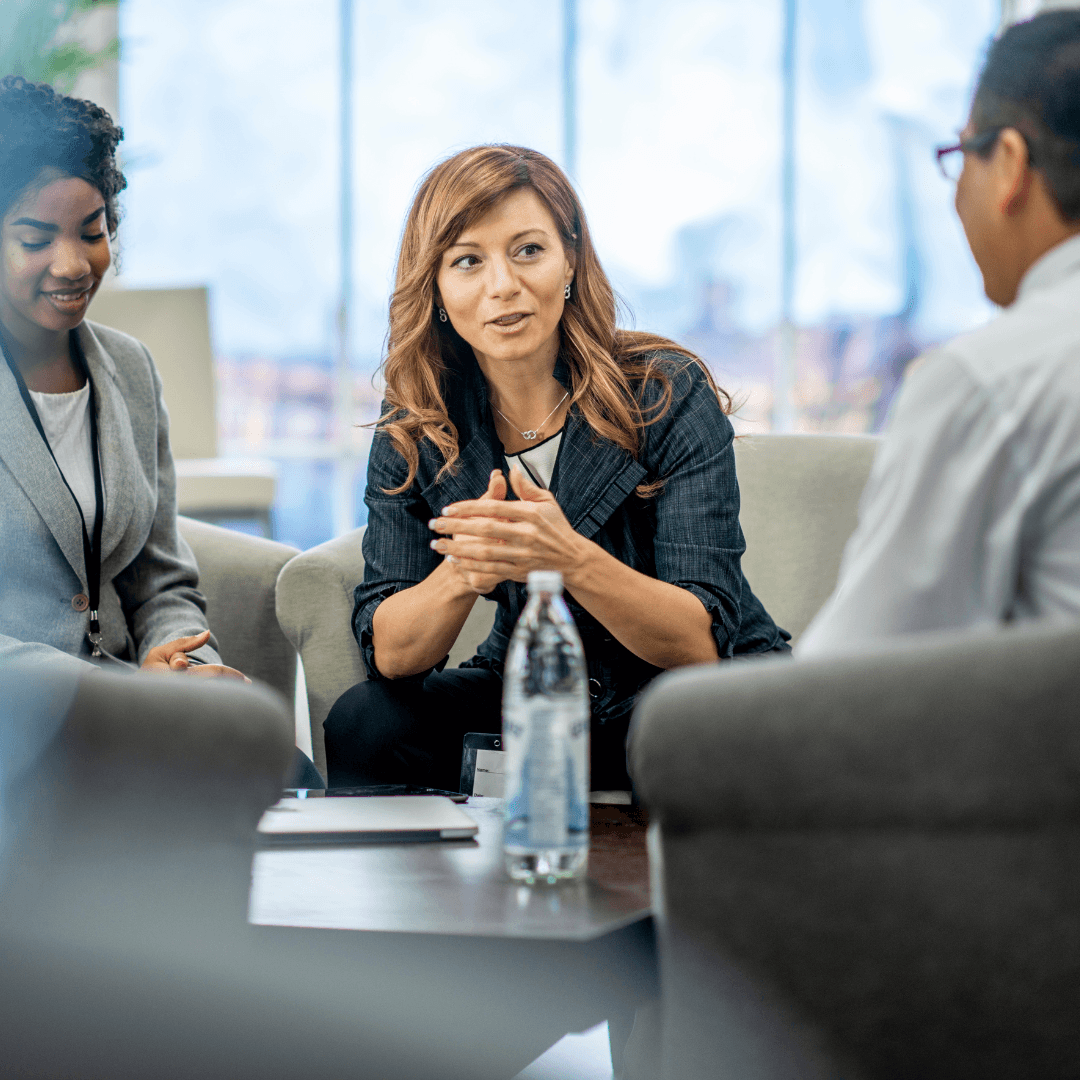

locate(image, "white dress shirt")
[[799, 232, 1080, 657], [28, 383, 101, 530]]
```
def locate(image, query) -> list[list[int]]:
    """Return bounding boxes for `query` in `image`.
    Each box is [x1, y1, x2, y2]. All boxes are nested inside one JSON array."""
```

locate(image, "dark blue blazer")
[[353, 351, 789, 722]]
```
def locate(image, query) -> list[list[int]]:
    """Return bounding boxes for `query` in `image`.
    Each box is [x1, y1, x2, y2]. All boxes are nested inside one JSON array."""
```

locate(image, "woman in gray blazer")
[[0, 76, 238, 678]]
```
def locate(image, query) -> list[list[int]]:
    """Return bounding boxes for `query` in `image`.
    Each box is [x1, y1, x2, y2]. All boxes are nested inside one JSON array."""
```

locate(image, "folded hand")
[[429, 465, 588, 585], [431, 468, 512, 595]]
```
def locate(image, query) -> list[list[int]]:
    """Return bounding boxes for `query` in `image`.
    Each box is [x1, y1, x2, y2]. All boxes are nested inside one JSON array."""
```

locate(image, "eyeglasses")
[[935, 127, 1036, 182], [935, 128, 1004, 182]]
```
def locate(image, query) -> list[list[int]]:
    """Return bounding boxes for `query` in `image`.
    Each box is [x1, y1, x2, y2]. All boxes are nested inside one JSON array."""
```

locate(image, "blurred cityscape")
[[111, 0, 1000, 551], [214, 290, 920, 548]]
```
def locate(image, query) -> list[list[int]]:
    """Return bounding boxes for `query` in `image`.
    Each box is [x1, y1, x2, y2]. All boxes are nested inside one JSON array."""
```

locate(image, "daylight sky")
[[118, 0, 998, 362]]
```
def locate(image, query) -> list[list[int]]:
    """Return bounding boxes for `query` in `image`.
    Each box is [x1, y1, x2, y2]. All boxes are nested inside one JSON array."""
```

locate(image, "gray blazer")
[[0, 320, 220, 672]]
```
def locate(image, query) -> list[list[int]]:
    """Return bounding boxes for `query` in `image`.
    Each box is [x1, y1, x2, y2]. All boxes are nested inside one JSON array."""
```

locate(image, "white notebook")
[[257, 796, 479, 844]]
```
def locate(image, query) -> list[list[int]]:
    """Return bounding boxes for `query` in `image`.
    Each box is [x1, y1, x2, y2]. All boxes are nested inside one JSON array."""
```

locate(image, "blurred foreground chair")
[[0, 665, 299, 1079], [631, 621, 1080, 1080], [274, 434, 878, 780], [0, 665, 587, 1078], [179, 515, 298, 704], [275, 526, 495, 780], [89, 285, 276, 535]]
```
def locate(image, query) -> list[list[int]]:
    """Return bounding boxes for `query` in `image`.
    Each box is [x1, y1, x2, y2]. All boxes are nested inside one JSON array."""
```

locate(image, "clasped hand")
[[429, 466, 587, 593]]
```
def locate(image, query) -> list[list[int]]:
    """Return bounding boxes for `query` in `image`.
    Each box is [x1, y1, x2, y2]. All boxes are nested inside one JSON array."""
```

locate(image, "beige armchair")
[[274, 433, 879, 780], [734, 433, 879, 642], [89, 286, 276, 535], [275, 527, 495, 780]]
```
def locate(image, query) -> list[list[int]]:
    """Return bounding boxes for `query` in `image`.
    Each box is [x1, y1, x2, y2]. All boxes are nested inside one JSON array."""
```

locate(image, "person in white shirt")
[[800, 10, 1080, 657]]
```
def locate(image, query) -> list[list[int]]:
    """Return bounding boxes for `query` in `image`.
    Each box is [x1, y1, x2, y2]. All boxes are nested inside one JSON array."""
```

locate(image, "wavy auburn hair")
[[378, 144, 729, 493]]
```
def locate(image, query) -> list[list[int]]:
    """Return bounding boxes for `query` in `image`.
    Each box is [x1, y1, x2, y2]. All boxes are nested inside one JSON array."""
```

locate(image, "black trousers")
[[323, 667, 634, 792]]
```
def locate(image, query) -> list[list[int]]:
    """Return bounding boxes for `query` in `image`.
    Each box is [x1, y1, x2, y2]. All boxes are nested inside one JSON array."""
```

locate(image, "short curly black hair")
[[0, 75, 126, 237]]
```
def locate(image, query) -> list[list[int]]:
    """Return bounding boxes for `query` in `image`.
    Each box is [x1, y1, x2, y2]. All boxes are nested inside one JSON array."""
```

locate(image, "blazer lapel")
[[421, 406, 648, 537], [420, 427, 501, 511], [417, 352, 647, 533], [555, 411, 648, 540], [0, 349, 88, 584], [77, 323, 137, 562]]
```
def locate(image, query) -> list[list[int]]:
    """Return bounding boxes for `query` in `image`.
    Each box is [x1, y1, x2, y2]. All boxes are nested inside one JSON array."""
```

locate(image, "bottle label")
[[503, 698, 589, 851]]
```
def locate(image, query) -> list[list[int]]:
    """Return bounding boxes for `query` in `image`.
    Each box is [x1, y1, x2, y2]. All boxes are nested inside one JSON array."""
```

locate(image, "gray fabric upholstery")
[[630, 622, 1080, 1080], [178, 516, 298, 702], [0, 666, 297, 1078], [275, 525, 496, 780], [0, 666, 562, 1078], [733, 433, 879, 643]]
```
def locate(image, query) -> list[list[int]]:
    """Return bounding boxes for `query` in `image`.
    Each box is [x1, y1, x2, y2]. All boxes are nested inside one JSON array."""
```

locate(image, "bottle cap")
[[527, 570, 563, 594]]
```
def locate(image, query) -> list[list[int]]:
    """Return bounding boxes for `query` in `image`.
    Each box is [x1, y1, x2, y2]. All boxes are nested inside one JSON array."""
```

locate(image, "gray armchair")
[[0, 665, 591, 1078], [630, 621, 1080, 1080], [179, 515, 299, 702], [0, 665, 297, 1079]]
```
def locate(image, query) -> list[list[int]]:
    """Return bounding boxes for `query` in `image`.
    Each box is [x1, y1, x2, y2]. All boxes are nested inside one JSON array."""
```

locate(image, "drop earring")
[[438, 307, 448, 323], [564, 283, 572, 300]]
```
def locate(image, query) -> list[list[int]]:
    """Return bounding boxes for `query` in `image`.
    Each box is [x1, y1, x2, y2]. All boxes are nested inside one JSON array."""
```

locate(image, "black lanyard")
[[3, 333, 106, 655]]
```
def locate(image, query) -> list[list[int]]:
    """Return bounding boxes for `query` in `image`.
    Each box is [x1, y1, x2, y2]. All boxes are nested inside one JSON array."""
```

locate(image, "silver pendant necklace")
[[492, 391, 569, 441]]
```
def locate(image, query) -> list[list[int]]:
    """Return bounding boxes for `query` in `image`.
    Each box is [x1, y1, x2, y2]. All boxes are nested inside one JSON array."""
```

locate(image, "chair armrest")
[[1, 665, 293, 944], [631, 621, 1080, 831], [275, 529, 367, 780], [179, 516, 299, 703]]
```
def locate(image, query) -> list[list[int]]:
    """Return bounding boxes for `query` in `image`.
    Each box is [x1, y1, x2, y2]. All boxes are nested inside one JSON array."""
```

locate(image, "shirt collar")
[[1015, 232, 1080, 304]]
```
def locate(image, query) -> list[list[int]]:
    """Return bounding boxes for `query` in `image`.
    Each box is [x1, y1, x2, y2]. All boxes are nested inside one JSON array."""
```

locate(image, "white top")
[[800, 232, 1080, 657], [504, 430, 562, 490], [28, 382, 100, 530]]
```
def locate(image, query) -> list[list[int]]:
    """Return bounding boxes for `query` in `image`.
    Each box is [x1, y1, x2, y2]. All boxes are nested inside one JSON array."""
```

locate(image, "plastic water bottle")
[[502, 570, 590, 883]]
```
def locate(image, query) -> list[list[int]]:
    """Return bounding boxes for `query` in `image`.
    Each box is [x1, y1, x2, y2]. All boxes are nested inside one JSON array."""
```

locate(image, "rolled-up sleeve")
[[645, 364, 747, 658], [351, 426, 442, 681]]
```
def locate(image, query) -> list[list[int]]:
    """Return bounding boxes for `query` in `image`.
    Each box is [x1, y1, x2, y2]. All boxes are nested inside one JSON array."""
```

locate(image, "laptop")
[[257, 795, 479, 845]]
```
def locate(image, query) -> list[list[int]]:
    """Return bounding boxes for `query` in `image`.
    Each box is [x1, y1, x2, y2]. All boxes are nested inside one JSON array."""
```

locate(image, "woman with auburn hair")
[[325, 144, 789, 792]]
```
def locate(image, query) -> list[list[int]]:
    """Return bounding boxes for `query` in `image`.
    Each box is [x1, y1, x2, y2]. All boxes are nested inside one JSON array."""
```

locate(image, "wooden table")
[[248, 798, 656, 1077], [250, 798, 651, 940]]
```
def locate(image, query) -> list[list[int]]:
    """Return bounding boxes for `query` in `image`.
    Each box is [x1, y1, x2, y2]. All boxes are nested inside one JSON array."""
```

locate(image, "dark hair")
[[0, 75, 125, 236], [973, 10, 1080, 220]]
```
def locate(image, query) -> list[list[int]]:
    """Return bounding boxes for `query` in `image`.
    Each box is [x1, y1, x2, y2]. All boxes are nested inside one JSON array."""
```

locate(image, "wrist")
[[434, 556, 484, 604], [561, 534, 603, 592]]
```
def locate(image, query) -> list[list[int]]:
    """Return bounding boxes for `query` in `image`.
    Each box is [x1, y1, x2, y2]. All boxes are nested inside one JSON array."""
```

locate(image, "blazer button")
[[72, 593, 89, 612]]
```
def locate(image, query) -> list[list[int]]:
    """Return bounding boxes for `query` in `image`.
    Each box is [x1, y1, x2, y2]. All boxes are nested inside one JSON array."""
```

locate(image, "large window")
[[118, 0, 999, 549]]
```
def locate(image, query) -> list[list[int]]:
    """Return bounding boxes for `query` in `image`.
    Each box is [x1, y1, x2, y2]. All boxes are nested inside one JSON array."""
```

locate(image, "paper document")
[[473, 748, 506, 797], [257, 795, 479, 844]]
